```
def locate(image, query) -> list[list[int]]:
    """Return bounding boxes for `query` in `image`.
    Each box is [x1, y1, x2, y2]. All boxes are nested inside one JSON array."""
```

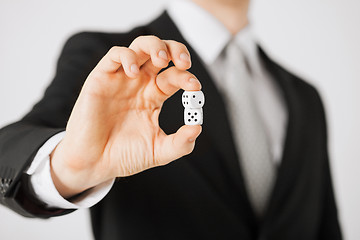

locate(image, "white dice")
[[182, 90, 204, 125], [184, 108, 203, 125], [182, 91, 205, 108]]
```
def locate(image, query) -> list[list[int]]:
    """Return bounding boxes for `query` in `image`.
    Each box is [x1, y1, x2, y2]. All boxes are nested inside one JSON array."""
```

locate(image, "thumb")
[[155, 125, 202, 166]]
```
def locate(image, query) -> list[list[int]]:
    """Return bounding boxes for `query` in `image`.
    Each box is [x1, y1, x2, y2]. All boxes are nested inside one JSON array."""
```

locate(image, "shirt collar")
[[167, 0, 256, 66], [167, 0, 231, 65]]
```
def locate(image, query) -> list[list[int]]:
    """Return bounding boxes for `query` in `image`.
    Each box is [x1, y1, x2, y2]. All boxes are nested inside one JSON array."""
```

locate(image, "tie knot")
[[226, 38, 239, 50], [225, 39, 250, 73]]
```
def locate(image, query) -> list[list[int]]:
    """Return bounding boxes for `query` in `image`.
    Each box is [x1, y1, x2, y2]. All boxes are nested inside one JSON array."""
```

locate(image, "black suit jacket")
[[0, 12, 342, 240]]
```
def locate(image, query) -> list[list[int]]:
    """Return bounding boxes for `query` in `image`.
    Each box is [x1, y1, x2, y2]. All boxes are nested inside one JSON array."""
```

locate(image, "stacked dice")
[[182, 90, 205, 125]]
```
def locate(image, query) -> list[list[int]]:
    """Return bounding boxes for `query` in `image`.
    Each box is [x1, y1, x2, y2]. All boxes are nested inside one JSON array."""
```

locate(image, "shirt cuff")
[[26, 131, 115, 209]]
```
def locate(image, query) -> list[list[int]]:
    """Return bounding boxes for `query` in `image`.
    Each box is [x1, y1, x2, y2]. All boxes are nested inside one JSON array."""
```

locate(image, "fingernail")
[[180, 52, 191, 62], [158, 50, 168, 60], [189, 78, 202, 88], [130, 64, 139, 74]]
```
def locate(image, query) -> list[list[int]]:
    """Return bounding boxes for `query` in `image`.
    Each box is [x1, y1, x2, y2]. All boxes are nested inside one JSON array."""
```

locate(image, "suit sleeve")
[[0, 32, 108, 218], [315, 91, 343, 240], [318, 152, 343, 239]]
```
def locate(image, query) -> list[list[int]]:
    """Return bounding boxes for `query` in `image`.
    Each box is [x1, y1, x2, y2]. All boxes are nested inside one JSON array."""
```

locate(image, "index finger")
[[93, 46, 139, 77], [164, 40, 192, 71], [155, 67, 201, 102]]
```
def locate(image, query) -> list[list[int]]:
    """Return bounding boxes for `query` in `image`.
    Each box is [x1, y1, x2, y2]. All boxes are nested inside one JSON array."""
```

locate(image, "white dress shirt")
[[26, 0, 287, 209]]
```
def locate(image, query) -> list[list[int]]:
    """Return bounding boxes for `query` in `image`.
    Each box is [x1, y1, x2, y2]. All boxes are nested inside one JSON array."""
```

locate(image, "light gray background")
[[0, 0, 359, 239]]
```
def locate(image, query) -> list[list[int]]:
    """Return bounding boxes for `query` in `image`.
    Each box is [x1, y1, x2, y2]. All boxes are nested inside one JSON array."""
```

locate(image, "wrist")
[[49, 140, 100, 198]]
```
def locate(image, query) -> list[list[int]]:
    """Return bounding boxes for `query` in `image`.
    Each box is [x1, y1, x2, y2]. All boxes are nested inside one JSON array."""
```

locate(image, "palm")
[[66, 69, 163, 176], [93, 70, 165, 177]]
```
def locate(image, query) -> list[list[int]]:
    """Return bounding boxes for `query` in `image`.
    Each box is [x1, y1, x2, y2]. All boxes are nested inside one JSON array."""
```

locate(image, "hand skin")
[[49, 36, 202, 198]]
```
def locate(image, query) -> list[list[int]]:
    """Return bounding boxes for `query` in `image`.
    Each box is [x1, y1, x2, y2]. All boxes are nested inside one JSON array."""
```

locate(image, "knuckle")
[[132, 36, 143, 43], [165, 39, 177, 45], [168, 66, 179, 73], [184, 143, 195, 156], [183, 70, 194, 76], [146, 35, 161, 42], [109, 46, 134, 58], [108, 46, 117, 54], [165, 41, 190, 57], [109, 46, 120, 52], [133, 35, 161, 44], [167, 40, 186, 49], [131, 35, 166, 52], [179, 44, 189, 52], [130, 36, 146, 47], [148, 35, 167, 49], [189, 72, 197, 79], [109, 46, 125, 54]]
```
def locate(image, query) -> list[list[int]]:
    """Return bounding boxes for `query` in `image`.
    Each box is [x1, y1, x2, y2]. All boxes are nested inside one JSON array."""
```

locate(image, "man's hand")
[[49, 36, 202, 198]]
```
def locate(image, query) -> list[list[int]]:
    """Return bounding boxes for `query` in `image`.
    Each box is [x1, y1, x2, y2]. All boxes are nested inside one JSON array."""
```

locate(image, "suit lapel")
[[257, 47, 307, 229]]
